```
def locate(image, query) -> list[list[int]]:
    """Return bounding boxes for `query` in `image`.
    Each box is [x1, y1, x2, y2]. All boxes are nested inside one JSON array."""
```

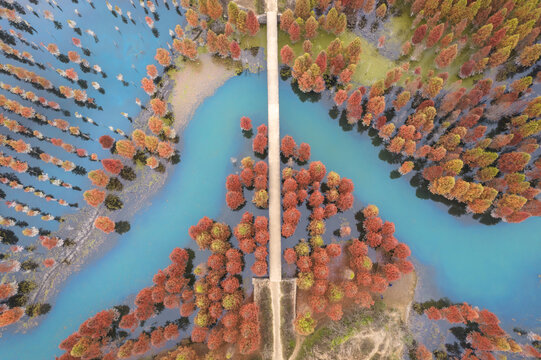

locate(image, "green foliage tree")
[[104, 194, 124, 211], [106, 177, 124, 192], [119, 166, 136, 181], [115, 221, 131, 234]]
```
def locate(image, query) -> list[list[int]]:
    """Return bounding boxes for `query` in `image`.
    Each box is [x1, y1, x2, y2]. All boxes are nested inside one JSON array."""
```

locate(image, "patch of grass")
[[240, 25, 267, 51], [295, 326, 332, 360], [278, 29, 396, 86], [258, 284, 274, 359], [281, 280, 297, 359], [381, 0, 482, 90], [255, 0, 265, 14], [295, 303, 402, 360]]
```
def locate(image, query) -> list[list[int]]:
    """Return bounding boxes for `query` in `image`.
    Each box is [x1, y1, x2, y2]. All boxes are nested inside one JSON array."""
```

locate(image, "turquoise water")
[[279, 80, 541, 330], [0, 73, 268, 359], [1, 1, 539, 356]]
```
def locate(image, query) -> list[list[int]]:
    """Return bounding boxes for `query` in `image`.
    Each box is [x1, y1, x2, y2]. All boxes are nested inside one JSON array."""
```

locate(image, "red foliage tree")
[[99, 135, 114, 149], [412, 24, 428, 44], [393, 243, 411, 259], [101, 159, 124, 175], [94, 216, 115, 234], [226, 191, 245, 210], [326, 303, 343, 321], [240, 116, 252, 131], [425, 306, 442, 320], [309, 161, 326, 182], [190, 326, 208, 343], [281, 135, 297, 158], [383, 263, 401, 281], [251, 260, 268, 276], [435, 44, 458, 68], [288, 22, 301, 43], [252, 133, 268, 154], [281, 45, 295, 66], [498, 152, 530, 173], [284, 248, 297, 264], [246, 10, 260, 36], [230, 41, 241, 60]]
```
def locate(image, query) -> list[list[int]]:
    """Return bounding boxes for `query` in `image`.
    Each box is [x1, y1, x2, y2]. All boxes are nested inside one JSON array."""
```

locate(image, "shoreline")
[[382, 269, 418, 323], [16, 54, 235, 332]]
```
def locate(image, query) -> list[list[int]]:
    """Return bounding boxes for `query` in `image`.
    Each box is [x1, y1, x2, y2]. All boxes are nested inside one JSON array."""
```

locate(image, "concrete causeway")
[[266, 0, 284, 357]]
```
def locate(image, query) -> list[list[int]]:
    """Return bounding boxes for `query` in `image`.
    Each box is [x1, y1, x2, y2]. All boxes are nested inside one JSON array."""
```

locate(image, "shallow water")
[[279, 79, 541, 331], [0, 73, 268, 359], [0, 0, 187, 235]]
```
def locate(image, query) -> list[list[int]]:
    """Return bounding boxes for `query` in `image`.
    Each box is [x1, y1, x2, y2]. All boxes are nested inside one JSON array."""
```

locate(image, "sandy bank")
[[17, 55, 235, 332], [382, 270, 417, 322], [169, 53, 238, 134]]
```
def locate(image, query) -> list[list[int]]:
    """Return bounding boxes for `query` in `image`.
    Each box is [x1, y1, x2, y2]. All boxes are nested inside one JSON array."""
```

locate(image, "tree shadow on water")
[[389, 170, 401, 179], [338, 110, 353, 132], [290, 81, 322, 103], [242, 129, 253, 139], [329, 106, 339, 120], [378, 149, 401, 164]]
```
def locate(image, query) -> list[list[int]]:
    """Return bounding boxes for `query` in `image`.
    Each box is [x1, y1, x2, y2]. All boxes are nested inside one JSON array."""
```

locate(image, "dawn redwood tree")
[[281, 135, 297, 158], [472, 24, 493, 46], [280, 45, 295, 66], [186, 9, 199, 27], [207, 0, 223, 20], [297, 143, 311, 162], [498, 152, 530, 173], [435, 44, 458, 68], [102, 159, 124, 175], [115, 140, 136, 159], [517, 44, 541, 67], [334, 89, 347, 106], [88, 170, 109, 187], [294, 0, 311, 20], [246, 11, 260, 36], [230, 41, 241, 60], [303, 40, 312, 55], [83, 189, 106, 207], [489, 46, 512, 67], [288, 22, 301, 43], [154, 48, 171, 67], [426, 23, 444, 47], [459, 60, 475, 78], [252, 133, 268, 154], [99, 135, 114, 149], [150, 98, 167, 117], [0, 307, 24, 327], [240, 116, 252, 131], [179, 39, 198, 60], [412, 24, 428, 44], [280, 9, 295, 32], [94, 216, 115, 234], [366, 96, 385, 116], [305, 16, 319, 39], [424, 77, 444, 98]]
